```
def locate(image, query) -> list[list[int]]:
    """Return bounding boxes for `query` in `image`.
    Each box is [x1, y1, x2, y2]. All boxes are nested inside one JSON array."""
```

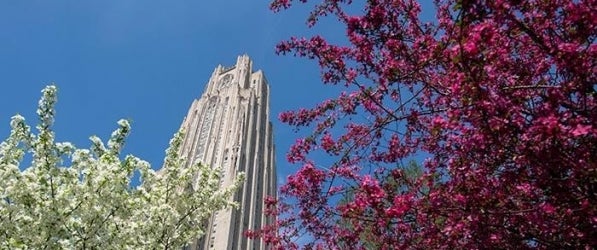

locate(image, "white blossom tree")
[[0, 85, 244, 249]]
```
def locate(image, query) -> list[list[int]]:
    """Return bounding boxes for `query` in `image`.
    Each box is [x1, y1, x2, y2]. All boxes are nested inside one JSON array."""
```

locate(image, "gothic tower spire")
[[178, 55, 276, 250]]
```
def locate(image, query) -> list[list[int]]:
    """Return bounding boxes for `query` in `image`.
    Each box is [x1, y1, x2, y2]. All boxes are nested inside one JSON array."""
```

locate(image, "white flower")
[[0, 85, 242, 249]]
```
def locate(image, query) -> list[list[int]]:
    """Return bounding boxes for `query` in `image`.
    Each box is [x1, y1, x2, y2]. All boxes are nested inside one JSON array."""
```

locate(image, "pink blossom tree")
[[250, 0, 596, 249]]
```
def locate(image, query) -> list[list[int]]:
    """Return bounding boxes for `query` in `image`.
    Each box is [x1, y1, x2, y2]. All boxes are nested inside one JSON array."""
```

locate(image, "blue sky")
[[0, 1, 350, 185]]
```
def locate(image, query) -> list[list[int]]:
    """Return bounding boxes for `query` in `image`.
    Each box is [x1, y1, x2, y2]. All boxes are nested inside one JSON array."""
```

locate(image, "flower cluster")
[[251, 0, 596, 249], [0, 86, 244, 249]]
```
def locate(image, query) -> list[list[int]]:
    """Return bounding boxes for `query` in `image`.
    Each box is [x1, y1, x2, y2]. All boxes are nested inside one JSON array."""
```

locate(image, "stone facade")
[[178, 55, 276, 250]]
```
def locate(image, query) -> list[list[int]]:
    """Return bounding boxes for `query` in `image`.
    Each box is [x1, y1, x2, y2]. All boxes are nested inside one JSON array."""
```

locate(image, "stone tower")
[[179, 55, 276, 250]]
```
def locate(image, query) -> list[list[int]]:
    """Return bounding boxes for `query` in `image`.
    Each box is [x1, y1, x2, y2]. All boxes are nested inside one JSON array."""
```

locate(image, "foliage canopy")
[[251, 0, 596, 249], [0, 86, 243, 249]]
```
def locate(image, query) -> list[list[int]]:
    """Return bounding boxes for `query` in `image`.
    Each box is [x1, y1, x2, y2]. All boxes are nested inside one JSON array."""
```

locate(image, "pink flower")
[[541, 203, 556, 214], [571, 124, 592, 136], [558, 42, 579, 53], [463, 42, 479, 54]]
